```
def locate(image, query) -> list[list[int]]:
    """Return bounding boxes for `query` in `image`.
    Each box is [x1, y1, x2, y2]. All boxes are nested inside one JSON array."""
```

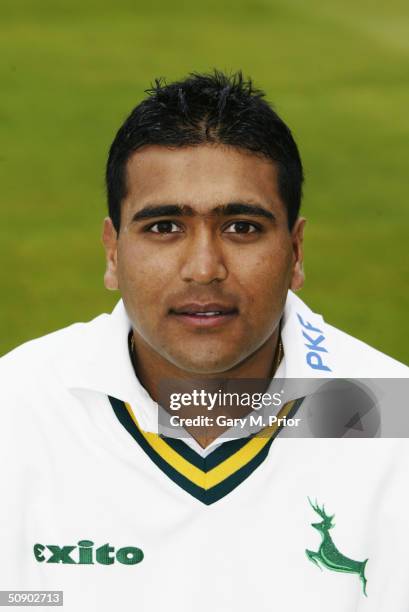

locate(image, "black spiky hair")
[[106, 69, 304, 231]]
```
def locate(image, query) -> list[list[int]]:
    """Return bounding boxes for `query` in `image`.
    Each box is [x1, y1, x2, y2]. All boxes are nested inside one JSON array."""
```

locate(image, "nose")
[[179, 228, 228, 284]]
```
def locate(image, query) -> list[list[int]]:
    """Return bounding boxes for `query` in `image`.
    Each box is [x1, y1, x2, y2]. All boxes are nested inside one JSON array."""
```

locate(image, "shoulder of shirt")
[[0, 312, 110, 390], [288, 291, 409, 377], [326, 321, 408, 376]]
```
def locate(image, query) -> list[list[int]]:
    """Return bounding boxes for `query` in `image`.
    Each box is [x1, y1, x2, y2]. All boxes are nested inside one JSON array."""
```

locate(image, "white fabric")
[[0, 291, 408, 612]]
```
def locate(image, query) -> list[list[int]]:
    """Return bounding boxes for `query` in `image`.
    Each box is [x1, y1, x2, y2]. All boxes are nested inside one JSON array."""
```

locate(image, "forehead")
[[123, 144, 283, 214]]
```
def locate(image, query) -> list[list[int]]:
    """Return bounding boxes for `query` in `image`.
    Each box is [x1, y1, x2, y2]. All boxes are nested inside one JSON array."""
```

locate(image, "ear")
[[102, 217, 119, 291], [290, 217, 306, 292]]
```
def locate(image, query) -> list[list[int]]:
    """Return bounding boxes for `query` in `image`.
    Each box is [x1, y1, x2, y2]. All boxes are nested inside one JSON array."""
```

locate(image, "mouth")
[[169, 302, 239, 328]]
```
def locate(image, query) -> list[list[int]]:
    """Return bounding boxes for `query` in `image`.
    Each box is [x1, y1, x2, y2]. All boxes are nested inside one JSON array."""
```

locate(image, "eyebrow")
[[131, 203, 276, 223]]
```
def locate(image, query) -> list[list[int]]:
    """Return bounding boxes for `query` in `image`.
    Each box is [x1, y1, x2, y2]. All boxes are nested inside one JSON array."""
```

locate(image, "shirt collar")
[[60, 300, 159, 431], [60, 290, 332, 432]]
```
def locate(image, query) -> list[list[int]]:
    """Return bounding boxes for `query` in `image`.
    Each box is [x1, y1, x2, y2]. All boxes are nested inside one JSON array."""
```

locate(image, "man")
[[0, 71, 408, 611]]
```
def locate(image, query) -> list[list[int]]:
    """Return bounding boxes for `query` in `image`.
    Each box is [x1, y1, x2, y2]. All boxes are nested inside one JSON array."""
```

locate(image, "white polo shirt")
[[0, 291, 408, 611]]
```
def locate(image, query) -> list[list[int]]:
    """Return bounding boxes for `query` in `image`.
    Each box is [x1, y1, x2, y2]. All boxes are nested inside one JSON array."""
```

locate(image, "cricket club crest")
[[306, 498, 368, 596]]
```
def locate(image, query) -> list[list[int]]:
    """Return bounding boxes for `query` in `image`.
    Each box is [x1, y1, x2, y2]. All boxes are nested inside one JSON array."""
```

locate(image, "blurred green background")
[[1, 0, 408, 362]]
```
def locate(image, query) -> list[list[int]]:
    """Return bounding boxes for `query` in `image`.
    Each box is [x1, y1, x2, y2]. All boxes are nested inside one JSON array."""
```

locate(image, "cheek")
[[235, 247, 292, 292], [116, 240, 175, 303]]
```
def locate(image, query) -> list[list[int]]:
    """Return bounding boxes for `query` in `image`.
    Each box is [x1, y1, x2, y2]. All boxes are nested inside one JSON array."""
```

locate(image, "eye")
[[224, 221, 260, 234], [145, 221, 183, 234]]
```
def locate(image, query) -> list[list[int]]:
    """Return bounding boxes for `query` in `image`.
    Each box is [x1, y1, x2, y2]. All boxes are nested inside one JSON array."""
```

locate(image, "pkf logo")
[[297, 313, 331, 372]]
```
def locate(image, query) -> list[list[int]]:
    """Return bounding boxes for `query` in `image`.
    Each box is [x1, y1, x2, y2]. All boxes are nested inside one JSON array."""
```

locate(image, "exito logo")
[[33, 540, 144, 565], [306, 499, 368, 596]]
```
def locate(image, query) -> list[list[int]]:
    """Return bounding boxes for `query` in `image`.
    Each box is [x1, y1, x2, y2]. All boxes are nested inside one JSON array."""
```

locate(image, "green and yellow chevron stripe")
[[108, 396, 303, 505]]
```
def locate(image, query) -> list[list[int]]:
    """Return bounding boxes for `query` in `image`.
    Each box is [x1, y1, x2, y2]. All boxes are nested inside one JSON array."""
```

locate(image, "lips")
[[169, 302, 238, 328], [170, 303, 238, 316]]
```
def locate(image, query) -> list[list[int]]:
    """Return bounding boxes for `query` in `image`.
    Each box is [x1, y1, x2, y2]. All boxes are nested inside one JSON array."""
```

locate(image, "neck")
[[130, 327, 283, 448]]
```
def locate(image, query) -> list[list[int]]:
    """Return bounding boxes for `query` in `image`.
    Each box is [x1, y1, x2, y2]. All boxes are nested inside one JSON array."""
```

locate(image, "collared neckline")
[[60, 290, 328, 435]]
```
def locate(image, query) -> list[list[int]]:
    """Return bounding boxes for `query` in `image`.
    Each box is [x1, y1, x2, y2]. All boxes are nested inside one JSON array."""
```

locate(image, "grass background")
[[1, 0, 408, 362]]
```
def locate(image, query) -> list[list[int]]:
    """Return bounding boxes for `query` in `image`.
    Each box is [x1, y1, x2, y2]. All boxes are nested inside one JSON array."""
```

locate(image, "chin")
[[167, 352, 243, 376]]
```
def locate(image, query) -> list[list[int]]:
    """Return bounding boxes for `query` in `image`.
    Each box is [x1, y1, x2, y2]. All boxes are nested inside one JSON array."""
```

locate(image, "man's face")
[[103, 144, 305, 374]]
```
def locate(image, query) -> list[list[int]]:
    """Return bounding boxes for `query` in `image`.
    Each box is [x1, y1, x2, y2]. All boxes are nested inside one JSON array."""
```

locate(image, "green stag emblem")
[[306, 498, 368, 596]]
